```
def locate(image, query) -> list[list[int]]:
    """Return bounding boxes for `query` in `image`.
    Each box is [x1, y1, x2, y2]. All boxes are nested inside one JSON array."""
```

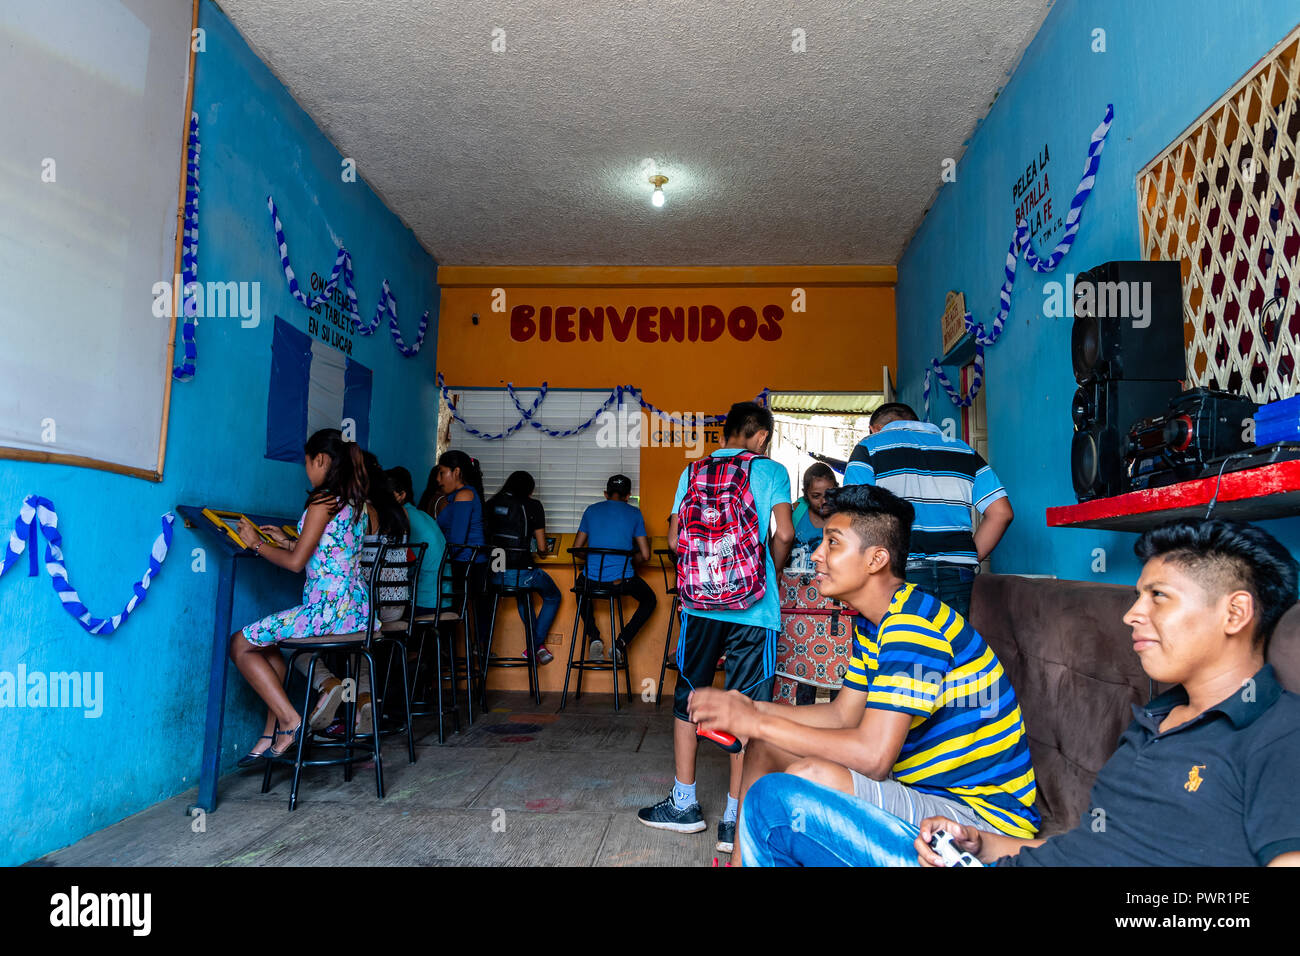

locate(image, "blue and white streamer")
[[923, 104, 1114, 417], [172, 112, 201, 380], [268, 196, 430, 357], [0, 497, 174, 636], [439, 376, 771, 440]]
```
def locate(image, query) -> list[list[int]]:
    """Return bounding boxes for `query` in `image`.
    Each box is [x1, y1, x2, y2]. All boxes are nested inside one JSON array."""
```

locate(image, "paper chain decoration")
[[437, 373, 771, 440], [268, 196, 430, 357], [922, 104, 1115, 418], [0, 496, 174, 636], [172, 112, 201, 380]]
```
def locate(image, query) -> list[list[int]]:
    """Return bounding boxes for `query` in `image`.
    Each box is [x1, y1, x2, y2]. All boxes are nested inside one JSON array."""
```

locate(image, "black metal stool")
[[481, 546, 543, 708], [560, 546, 636, 711], [263, 549, 387, 810], [367, 541, 426, 764], [409, 546, 480, 742], [654, 546, 723, 706], [654, 547, 681, 707]]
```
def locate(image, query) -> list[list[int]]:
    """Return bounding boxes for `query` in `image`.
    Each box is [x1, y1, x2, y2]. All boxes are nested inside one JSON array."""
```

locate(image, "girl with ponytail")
[[433, 449, 493, 647], [227, 428, 373, 762]]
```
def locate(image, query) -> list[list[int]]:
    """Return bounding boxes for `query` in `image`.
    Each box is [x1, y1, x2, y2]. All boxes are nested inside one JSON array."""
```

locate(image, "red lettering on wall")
[[538, 305, 553, 341], [609, 306, 636, 341], [727, 305, 757, 341], [660, 306, 685, 341], [759, 304, 784, 341], [510, 304, 536, 341], [701, 305, 725, 342], [636, 306, 658, 343], [578, 306, 603, 341], [555, 305, 576, 343], [688, 305, 700, 341]]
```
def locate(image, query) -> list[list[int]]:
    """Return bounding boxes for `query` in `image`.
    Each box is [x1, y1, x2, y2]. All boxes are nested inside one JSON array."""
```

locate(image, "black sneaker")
[[637, 795, 707, 833], [716, 819, 735, 853]]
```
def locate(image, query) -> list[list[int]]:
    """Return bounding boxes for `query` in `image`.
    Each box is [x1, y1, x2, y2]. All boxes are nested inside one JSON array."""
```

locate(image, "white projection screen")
[[0, 0, 194, 479]]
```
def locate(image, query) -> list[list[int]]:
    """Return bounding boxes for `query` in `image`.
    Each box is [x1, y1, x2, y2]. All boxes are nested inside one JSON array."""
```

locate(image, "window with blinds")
[[448, 388, 641, 533]]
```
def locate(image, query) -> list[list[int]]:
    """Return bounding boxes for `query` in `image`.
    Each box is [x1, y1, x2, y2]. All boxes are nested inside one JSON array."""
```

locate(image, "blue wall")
[[0, 0, 440, 864], [896, 0, 1300, 583]]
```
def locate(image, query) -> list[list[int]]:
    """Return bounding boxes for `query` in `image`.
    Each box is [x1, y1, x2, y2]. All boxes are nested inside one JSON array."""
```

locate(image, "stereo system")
[[1070, 260, 1186, 501], [1125, 388, 1259, 490]]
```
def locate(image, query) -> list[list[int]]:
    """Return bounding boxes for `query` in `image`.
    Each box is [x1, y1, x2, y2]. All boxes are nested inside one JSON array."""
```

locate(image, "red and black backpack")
[[676, 451, 768, 611]]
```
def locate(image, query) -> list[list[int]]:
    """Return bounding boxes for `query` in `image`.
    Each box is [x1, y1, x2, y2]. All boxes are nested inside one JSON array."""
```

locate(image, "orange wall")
[[435, 264, 895, 695]]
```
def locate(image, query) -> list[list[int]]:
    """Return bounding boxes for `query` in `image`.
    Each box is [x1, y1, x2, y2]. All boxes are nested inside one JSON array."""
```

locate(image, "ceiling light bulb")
[[649, 174, 668, 208]]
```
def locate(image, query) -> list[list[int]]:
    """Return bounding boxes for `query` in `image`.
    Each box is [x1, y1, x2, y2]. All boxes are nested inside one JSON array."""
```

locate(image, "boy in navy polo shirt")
[[739, 517, 1300, 867]]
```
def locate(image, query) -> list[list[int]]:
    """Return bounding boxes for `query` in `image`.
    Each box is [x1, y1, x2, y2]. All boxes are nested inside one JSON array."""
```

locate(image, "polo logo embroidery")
[[1184, 765, 1206, 792]]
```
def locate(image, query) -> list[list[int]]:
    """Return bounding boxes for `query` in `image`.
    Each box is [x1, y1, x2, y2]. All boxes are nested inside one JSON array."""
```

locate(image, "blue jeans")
[[906, 562, 976, 619], [493, 568, 560, 651], [738, 773, 923, 867]]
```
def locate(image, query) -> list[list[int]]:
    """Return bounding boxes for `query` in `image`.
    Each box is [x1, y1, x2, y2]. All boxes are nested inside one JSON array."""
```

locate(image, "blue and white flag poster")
[[266, 317, 372, 462]]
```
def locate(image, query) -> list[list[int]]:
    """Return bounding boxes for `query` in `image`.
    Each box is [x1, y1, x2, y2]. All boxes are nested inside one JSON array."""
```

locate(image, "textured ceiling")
[[217, 0, 1052, 266]]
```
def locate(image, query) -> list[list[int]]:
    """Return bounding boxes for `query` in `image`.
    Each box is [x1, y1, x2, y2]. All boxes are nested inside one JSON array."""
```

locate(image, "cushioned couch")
[[969, 574, 1300, 835]]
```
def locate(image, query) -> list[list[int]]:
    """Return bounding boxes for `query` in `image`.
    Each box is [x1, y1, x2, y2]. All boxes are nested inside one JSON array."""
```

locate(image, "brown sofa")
[[969, 574, 1300, 835]]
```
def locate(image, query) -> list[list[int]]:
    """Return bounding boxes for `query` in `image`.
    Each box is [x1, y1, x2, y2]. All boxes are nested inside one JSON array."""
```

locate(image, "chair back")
[[371, 541, 426, 639], [435, 543, 485, 620], [569, 546, 637, 591], [654, 547, 678, 594]]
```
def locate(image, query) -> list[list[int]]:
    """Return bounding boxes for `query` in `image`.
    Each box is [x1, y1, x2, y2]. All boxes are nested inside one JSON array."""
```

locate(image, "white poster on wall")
[[0, 0, 192, 474]]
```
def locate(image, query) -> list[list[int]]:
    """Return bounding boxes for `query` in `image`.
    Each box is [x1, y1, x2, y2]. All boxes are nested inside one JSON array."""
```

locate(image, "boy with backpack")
[[637, 401, 795, 854]]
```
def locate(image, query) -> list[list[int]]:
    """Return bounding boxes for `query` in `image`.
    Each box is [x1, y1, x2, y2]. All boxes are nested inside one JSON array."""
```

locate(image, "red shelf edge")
[[1047, 459, 1300, 527]]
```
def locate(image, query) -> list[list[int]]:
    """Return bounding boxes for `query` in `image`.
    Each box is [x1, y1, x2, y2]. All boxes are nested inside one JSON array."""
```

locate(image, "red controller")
[[697, 727, 742, 753]]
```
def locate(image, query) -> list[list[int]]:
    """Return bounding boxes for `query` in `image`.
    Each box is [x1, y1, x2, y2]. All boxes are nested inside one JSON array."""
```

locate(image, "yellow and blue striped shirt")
[[843, 583, 1039, 836]]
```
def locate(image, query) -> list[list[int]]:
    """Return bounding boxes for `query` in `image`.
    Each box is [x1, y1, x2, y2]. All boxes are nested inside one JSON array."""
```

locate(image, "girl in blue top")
[[789, 463, 838, 573], [428, 450, 493, 647]]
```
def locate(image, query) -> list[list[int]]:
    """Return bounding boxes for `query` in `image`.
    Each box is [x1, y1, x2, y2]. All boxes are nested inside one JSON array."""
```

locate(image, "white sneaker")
[[588, 638, 604, 660]]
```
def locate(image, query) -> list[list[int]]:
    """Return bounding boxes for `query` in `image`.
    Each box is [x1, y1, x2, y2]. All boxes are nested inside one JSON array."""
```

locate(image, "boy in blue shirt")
[[637, 402, 794, 854], [572, 475, 654, 663]]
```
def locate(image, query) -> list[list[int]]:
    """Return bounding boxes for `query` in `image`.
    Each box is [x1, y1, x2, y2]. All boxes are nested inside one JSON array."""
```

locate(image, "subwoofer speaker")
[[1072, 260, 1186, 385], [1071, 378, 1184, 500]]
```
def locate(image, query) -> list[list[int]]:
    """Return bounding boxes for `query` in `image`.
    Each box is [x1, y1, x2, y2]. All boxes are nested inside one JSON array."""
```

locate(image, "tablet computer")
[[202, 508, 278, 550]]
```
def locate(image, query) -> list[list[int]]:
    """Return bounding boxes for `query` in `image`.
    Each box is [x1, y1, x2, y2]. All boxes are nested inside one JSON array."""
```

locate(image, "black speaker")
[[1072, 260, 1185, 384], [1072, 378, 1184, 500]]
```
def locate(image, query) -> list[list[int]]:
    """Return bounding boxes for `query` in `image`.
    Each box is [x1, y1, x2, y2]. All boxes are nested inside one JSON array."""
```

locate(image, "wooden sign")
[[940, 290, 967, 356]]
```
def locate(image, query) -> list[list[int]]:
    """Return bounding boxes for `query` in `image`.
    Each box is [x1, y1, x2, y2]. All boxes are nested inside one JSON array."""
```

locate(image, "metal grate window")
[[1138, 25, 1300, 404]]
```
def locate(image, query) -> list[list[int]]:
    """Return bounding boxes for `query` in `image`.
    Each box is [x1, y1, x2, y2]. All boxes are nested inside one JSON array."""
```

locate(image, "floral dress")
[[242, 502, 370, 646]]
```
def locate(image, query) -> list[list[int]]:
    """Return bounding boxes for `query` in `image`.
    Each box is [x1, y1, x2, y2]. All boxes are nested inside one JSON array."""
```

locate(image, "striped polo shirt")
[[843, 583, 1040, 837], [843, 420, 1006, 568]]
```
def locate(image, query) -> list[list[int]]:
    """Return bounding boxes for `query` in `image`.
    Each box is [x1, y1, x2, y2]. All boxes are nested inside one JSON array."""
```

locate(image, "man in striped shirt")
[[689, 483, 1039, 862], [843, 402, 1014, 619]]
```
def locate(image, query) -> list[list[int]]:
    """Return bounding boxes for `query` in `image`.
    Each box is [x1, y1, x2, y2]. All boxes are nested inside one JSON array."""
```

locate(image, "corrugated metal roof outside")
[[768, 392, 884, 414]]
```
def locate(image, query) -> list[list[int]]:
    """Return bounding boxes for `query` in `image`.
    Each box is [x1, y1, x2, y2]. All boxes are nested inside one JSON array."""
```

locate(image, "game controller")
[[696, 727, 742, 753], [928, 828, 983, 867]]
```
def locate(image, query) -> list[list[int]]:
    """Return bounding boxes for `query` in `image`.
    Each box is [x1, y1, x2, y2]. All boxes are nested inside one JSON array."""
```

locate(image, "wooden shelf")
[[1046, 459, 1300, 531]]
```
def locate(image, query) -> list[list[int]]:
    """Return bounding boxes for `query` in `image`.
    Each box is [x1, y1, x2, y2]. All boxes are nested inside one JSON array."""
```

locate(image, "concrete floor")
[[34, 692, 736, 867]]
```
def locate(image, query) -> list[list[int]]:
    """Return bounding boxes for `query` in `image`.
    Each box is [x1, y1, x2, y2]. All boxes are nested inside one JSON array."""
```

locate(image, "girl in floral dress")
[[228, 429, 371, 762]]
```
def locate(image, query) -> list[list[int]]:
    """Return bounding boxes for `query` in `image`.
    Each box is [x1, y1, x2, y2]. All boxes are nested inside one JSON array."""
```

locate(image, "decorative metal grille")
[[1138, 25, 1300, 403]]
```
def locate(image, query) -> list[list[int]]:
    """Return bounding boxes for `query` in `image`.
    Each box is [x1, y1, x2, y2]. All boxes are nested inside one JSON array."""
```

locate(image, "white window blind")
[[450, 389, 641, 533]]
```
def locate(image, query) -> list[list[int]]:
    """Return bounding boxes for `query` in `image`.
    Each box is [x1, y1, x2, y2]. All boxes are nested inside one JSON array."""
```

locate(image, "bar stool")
[[409, 545, 479, 742], [560, 546, 636, 711], [654, 547, 681, 708], [367, 541, 426, 764], [264, 547, 387, 810], [481, 546, 543, 708], [654, 546, 723, 706]]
